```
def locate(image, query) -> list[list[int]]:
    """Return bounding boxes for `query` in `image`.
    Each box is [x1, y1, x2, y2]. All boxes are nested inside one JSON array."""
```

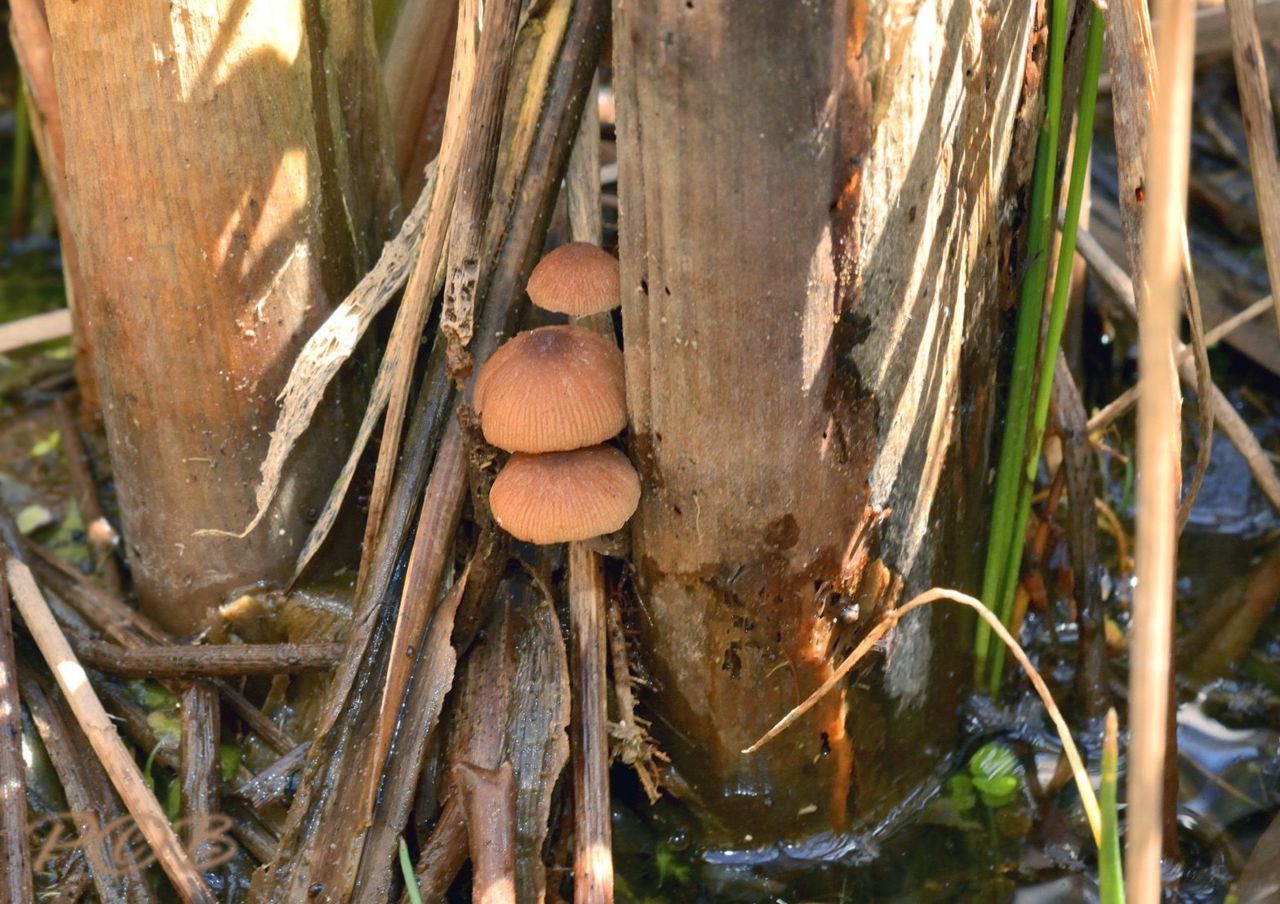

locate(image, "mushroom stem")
[[567, 542, 614, 904], [565, 94, 616, 903]]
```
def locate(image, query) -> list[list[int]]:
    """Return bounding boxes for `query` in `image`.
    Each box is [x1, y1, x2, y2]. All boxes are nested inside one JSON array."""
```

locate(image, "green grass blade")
[[975, 0, 1070, 682], [988, 5, 1106, 692], [400, 837, 424, 904], [1100, 708, 1126, 904]]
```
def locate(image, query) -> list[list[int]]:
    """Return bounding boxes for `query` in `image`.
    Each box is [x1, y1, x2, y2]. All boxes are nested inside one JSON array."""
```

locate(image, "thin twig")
[[179, 685, 220, 871], [19, 670, 153, 904], [6, 559, 217, 904], [1179, 235, 1214, 533], [70, 637, 343, 679], [0, 556, 33, 902], [23, 544, 297, 754], [1224, 0, 1280, 334], [1075, 228, 1280, 512], [232, 743, 309, 811], [605, 596, 665, 803], [354, 558, 469, 900], [441, 0, 523, 354], [369, 423, 468, 805], [1050, 358, 1109, 720], [1086, 295, 1274, 431]]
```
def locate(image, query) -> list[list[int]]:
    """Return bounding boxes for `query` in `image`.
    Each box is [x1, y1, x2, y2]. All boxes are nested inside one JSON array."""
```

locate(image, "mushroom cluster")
[[475, 243, 640, 544]]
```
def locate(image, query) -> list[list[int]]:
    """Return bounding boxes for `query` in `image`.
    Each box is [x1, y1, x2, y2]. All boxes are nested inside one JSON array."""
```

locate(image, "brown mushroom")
[[488, 445, 640, 544], [473, 325, 626, 453], [526, 242, 621, 316]]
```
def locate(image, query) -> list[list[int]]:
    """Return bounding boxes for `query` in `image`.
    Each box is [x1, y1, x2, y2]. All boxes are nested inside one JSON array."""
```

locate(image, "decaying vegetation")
[[4, 0, 1280, 902]]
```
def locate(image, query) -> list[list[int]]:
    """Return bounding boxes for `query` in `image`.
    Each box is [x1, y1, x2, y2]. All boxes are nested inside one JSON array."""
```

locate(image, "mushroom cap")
[[474, 325, 626, 453], [489, 445, 640, 544], [526, 242, 621, 316]]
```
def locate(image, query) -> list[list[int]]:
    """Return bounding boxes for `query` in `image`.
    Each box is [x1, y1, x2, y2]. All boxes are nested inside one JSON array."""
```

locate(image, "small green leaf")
[[973, 774, 1020, 808], [15, 504, 53, 535], [969, 742, 1022, 808], [219, 744, 241, 785], [946, 774, 977, 811], [30, 430, 60, 457], [969, 742, 1019, 781], [972, 774, 1018, 796], [165, 779, 181, 822]]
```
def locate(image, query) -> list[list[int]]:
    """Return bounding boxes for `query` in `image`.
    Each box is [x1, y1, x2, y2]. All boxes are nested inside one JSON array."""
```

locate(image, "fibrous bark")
[[614, 0, 1035, 839], [45, 0, 398, 633]]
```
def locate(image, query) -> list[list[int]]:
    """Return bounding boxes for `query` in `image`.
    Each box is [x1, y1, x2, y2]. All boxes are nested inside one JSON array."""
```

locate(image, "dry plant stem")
[[47, 856, 91, 904], [430, 577, 570, 903], [23, 544, 296, 755], [71, 638, 343, 679], [359, 0, 481, 591], [746, 587, 1103, 845], [0, 309, 71, 353], [410, 796, 469, 903], [370, 422, 467, 803], [180, 685, 220, 868], [1178, 242, 1214, 532], [53, 397, 122, 593], [8, 561, 216, 903], [605, 595, 665, 802], [1074, 228, 1280, 513], [567, 72, 604, 247], [1224, 0, 1280, 333], [374, 0, 521, 778], [7, 0, 97, 414], [565, 63, 615, 904], [233, 742, 309, 810], [19, 672, 151, 904], [1088, 295, 1275, 431], [217, 167, 435, 545], [0, 559, 33, 903], [1130, 0, 1195, 896], [453, 763, 517, 904], [1051, 358, 1109, 720], [568, 544, 614, 904], [353, 561, 468, 901], [261, 3, 606, 893], [1101, 0, 1208, 531], [441, 0, 523, 352]]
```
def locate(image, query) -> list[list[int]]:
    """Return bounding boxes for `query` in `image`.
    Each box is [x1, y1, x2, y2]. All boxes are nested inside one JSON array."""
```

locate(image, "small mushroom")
[[525, 242, 621, 316], [473, 325, 626, 453], [488, 445, 641, 544]]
